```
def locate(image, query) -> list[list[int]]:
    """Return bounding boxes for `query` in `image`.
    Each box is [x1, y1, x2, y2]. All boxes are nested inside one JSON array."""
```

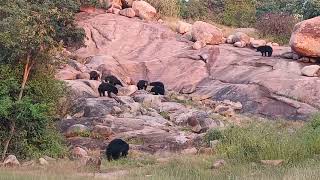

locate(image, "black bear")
[[149, 81, 165, 89], [151, 85, 165, 95], [137, 80, 148, 90], [106, 139, 129, 161], [89, 71, 100, 80], [98, 82, 118, 98], [105, 75, 123, 87], [257, 45, 273, 57]]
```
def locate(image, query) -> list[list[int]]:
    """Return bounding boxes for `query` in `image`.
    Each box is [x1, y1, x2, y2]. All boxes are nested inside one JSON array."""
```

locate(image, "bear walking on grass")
[[89, 71, 100, 80], [257, 45, 273, 57], [98, 82, 118, 98], [137, 80, 148, 90], [106, 139, 129, 161]]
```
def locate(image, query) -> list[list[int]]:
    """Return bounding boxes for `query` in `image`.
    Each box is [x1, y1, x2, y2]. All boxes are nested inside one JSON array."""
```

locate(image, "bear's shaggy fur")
[[149, 81, 164, 89], [137, 80, 148, 90], [257, 45, 273, 57], [105, 75, 123, 87], [151, 86, 165, 95], [98, 82, 118, 97], [89, 71, 100, 80], [106, 139, 129, 161]]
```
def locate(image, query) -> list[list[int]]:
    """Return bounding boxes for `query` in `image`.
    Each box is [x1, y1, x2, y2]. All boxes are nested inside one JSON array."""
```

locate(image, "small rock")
[[272, 43, 279, 46], [112, 8, 121, 15], [66, 124, 90, 137], [233, 32, 250, 44], [233, 41, 246, 48], [92, 125, 114, 139], [226, 35, 235, 44], [119, 8, 136, 18], [301, 65, 320, 77], [193, 41, 206, 50], [292, 53, 300, 60], [260, 160, 284, 166], [158, 19, 164, 23], [181, 147, 197, 155], [3, 155, 20, 167], [211, 159, 226, 169], [111, 106, 122, 114], [299, 57, 310, 63], [71, 147, 88, 159], [177, 21, 192, 34], [132, 1, 157, 20], [39, 158, 49, 166]]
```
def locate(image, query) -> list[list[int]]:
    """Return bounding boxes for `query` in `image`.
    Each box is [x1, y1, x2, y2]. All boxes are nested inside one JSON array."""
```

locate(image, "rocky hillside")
[[57, 12, 320, 121]]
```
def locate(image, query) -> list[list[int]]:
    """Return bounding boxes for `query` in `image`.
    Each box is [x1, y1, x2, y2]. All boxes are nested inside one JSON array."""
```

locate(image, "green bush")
[[0, 65, 67, 159], [204, 129, 223, 145], [222, 0, 256, 27], [217, 115, 320, 164], [145, 0, 181, 18]]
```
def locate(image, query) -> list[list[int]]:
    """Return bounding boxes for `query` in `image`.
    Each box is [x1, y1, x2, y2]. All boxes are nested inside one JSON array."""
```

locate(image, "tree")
[[0, 0, 84, 159], [223, 0, 257, 27], [302, 0, 320, 19]]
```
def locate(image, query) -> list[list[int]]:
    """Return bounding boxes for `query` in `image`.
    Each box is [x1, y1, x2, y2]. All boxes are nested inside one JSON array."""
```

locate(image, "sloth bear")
[[151, 85, 165, 95], [106, 139, 129, 161], [89, 71, 100, 80], [137, 80, 148, 90], [257, 45, 273, 57], [98, 82, 118, 98], [105, 75, 123, 87], [149, 81, 165, 89]]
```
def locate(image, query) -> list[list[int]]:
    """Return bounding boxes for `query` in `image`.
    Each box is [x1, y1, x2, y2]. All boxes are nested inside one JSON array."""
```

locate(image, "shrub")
[[302, 0, 320, 19], [255, 12, 299, 44], [0, 65, 67, 159], [145, 0, 181, 18], [180, 0, 209, 20], [222, 0, 256, 27], [203, 129, 223, 145]]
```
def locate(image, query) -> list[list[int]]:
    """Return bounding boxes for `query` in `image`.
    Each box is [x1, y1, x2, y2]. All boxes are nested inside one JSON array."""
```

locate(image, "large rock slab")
[[290, 16, 320, 57], [70, 13, 320, 120]]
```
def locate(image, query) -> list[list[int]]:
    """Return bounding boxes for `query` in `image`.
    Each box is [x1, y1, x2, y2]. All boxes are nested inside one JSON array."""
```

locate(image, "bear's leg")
[[122, 150, 128, 157], [107, 91, 112, 98], [112, 152, 121, 160], [268, 51, 272, 57], [107, 152, 112, 161], [102, 91, 106, 97]]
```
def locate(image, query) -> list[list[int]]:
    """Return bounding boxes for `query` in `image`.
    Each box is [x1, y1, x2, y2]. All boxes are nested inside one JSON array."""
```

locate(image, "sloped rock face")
[[290, 16, 320, 57], [64, 13, 320, 121]]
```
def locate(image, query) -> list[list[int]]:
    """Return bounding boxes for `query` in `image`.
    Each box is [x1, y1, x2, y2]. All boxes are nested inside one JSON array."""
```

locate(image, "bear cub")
[[89, 71, 100, 80], [106, 139, 129, 161], [257, 45, 273, 57], [137, 80, 148, 90], [98, 82, 118, 98]]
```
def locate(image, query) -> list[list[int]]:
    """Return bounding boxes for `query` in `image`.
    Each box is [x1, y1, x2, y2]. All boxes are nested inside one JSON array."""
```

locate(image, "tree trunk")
[[2, 54, 33, 160], [1, 122, 15, 160]]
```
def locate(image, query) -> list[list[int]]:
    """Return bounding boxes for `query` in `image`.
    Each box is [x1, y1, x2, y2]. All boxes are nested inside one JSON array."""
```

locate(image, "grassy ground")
[[1, 115, 320, 180], [1, 155, 320, 180]]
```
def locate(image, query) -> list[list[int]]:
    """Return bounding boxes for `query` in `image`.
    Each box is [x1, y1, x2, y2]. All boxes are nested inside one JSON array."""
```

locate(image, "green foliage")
[[145, 0, 181, 18], [302, 0, 320, 19], [217, 116, 320, 164], [180, 0, 209, 20], [223, 0, 257, 27], [204, 128, 223, 145], [0, 65, 67, 159], [159, 111, 170, 120], [255, 13, 299, 44]]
